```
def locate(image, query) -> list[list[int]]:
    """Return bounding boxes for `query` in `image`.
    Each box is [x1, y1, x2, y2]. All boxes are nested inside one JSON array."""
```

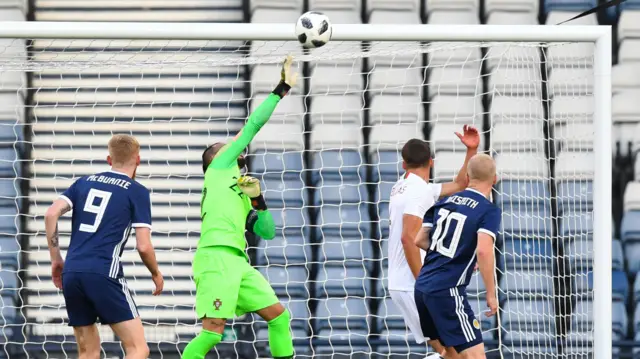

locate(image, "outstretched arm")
[[247, 210, 276, 240], [212, 56, 298, 169], [440, 125, 480, 198]]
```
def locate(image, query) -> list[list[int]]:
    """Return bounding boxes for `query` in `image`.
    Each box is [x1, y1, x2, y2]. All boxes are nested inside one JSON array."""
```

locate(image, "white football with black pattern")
[[295, 11, 332, 49]]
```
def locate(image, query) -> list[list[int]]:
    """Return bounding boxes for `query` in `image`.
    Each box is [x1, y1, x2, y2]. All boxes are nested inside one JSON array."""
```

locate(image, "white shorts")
[[389, 290, 428, 344]]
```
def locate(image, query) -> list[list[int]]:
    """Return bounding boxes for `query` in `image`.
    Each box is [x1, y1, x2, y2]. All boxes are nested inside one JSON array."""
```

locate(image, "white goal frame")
[[1, 21, 612, 358]]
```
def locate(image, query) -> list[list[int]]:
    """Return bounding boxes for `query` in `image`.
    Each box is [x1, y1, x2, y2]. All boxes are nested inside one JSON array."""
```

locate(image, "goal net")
[[0, 26, 609, 359]]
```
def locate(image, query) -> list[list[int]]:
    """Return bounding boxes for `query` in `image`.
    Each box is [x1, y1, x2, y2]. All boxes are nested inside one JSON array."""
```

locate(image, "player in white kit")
[[387, 125, 479, 357]]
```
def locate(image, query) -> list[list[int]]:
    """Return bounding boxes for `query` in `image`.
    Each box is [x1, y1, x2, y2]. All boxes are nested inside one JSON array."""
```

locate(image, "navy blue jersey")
[[416, 188, 501, 294], [60, 170, 151, 278]]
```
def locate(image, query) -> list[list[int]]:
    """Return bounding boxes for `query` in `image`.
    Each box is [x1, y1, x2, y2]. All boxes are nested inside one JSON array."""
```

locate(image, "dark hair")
[[202, 142, 225, 173], [401, 139, 432, 169]]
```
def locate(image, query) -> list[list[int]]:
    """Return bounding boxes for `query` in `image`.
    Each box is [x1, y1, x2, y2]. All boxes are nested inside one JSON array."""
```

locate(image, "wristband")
[[251, 194, 268, 211], [272, 81, 292, 99]]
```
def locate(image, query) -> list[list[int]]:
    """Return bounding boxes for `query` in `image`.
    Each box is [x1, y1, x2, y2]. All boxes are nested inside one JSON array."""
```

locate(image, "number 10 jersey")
[[60, 170, 152, 279], [416, 188, 501, 294]]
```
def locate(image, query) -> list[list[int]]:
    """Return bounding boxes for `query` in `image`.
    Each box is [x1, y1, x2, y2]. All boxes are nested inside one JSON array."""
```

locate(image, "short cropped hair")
[[467, 153, 496, 183], [202, 142, 225, 173], [108, 134, 140, 166], [401, 139, 432, 169]]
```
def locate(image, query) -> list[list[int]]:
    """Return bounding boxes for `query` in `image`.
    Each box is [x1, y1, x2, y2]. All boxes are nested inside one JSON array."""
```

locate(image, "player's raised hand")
[[485, 293, 498, 317], [51, 259, 64, 289], [152, 272, 164, 296], [237, 176, 262, 198], [455, 124, 480, 150], [280, 55, 298, 88]]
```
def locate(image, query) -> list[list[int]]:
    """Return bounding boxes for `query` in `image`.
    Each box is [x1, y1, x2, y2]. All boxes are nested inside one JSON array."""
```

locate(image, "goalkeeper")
[[182, 56, 297, 359]]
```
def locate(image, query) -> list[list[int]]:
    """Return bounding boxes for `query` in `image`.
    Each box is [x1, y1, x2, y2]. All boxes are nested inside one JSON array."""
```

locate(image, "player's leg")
[[390, 290, 448, 356], [61, 272, 101, 359], [423, 289, 484, 359], [239, 267, 294, 359], [183, 248, 241, 359], [109, 317, 150, 359], [72, 325, 101, 359]]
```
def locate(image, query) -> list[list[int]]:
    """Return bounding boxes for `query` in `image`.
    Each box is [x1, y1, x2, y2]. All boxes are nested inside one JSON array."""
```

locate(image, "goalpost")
[[0, 22, 611, 359]]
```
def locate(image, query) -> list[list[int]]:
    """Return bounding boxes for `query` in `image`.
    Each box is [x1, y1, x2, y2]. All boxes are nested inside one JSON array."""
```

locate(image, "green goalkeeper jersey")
[[199, 93, 280, 252]]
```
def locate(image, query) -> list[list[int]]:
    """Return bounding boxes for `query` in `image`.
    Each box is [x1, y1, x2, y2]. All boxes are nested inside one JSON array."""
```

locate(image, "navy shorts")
[[414, 287, 483, 353], [62, 272, 139, 327]]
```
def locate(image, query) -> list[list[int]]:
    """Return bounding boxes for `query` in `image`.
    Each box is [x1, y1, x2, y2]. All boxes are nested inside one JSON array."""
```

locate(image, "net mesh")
[[0, 37, 597, 358]]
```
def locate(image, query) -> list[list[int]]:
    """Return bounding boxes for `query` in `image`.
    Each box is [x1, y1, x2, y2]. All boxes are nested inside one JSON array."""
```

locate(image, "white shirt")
[[387, 173, 442, 292]]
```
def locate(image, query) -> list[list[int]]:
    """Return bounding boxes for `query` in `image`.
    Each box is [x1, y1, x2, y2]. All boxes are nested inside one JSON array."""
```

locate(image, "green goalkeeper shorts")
[[192, 246, 279, 319]]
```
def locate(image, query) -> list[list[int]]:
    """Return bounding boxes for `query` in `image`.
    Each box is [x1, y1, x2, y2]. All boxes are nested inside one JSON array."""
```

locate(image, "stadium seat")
[[496, 152, 550, 180], [369, 9, 420, 25], [0, 294, 16, 326], [259, 266, 309, 298], [313, 179, 367, 205], [428, 67, 482, 98], [0, 237, 19, 270], [309, 0, 361, 12], [624, 182, 640, 211], [491, 121, 545, 152], [251, 8, 300, 25], [550, 96, 593, 125], [310, 95, 363, 126], [369, 95, 425, 125], [426, 41, 482, 68], [489, 67, 543, 97], [619, 40, 640, 63], [548, 68, 594, 97], [613, 239, 624, 272], [315, 297, 370, 331], [466, 273, 487, 299], [370, 151, 403, 182], [271, 207, 309, 237], [556, 180, 592, 213], [500, 269, 554, 300], [555, 151, 594, 181], [486, 11, 537, 25], [501, 298, 554, 339], [484, 0, 538, 16], [367, 11, 421, 67], [0, 148, 19, 178], [316, 205, 371, 238], [544, 0, 597, 13], [566, 238, 593, 270], [490, 96, 544, 125], [560, 211, 593, 239], [310, 65, 364, 95], [252, 124, 304, 151], [622, 211, 640, 242], [366, 0, 420, 13], [315, 265, 370, 297], [317, 236, 375, 270], [425, 0, 479, 14], [613, 63, 640, 94], [257, 235, 311, 265], [502, 209, 553, 241], [546, 11, 597, 25], [311, 150, 364, 183], [250, 150, 304, 179], [0, 178, 19, 208], [612, 92, 640, 147], [252, 63, 301, 93], [377, 297, 407, 330], [496, 180, 551, 212], [369, 124, 423, 154], [619, 10, 640, 44], [368, 67, 423, 97], [432, 151, 466, 183], [250, 0, 303, 12], [484, 43, 541, 71], [310, 123, 363, 151], [548, 41, 594, 68], [503, 237, 554, 270], [0, 269, 18, 297], [554, 122, 594, 153], [261, 177, 306, 208], [430, 95, 483, 124]]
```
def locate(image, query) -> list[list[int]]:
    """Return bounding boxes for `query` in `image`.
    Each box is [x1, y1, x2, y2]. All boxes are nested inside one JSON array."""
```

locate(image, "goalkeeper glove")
[[272, 55, 298, 98], [237, 176, 267, 210]]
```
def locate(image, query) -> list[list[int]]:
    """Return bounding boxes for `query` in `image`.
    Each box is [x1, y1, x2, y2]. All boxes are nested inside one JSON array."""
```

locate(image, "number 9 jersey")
[[60, 170, 152, 279], [416, 188, 501, 294]]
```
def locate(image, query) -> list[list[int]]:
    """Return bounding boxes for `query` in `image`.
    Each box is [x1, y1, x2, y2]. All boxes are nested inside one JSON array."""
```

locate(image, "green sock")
[[267, 309, 294, 358], [182, 329, 222, 359]]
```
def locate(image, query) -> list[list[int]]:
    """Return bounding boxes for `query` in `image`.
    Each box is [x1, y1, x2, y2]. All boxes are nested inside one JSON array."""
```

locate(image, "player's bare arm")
[[440, 125, 480, 198], [44, 198, 71, 289], [414, 226, 431, 251], [135, 227, 163, 296], [477, 232, 497, 317], [401, 214, 424, 278]]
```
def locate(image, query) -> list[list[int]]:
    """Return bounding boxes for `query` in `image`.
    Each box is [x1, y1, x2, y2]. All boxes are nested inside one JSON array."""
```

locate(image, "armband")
[[272, 81, 292, 99], [245, 210, 258, 234], [250, 194, 268, 211]]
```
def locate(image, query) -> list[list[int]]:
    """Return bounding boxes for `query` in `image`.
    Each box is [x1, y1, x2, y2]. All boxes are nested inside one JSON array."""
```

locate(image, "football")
[[295, 11, 332, 49]]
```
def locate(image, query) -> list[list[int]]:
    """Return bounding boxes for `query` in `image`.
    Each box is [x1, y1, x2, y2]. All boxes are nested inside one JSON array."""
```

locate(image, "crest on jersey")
[[214, 298, 222, 310], [473, 319, 480, 329]]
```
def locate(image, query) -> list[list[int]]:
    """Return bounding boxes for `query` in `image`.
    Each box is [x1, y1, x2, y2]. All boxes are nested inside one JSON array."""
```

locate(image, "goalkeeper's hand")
[[273, 55, 297, 98], [237, 176, 262, 198]]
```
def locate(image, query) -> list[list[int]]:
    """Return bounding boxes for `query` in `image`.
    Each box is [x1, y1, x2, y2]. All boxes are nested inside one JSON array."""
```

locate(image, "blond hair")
[[467, 153, 496, 183], [108, 134, 140, 167]]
